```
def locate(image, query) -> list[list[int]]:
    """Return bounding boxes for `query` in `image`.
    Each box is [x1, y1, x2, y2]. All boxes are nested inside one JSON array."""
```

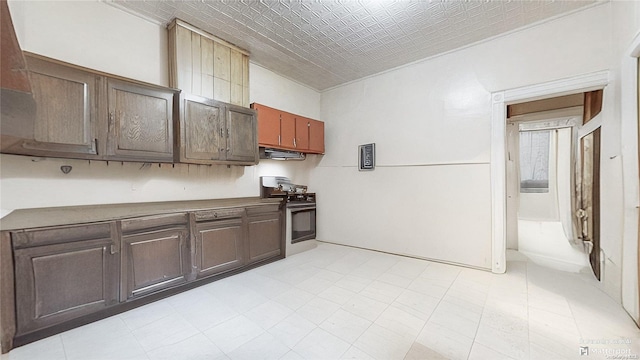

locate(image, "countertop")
[[0, 197, 283, 231]]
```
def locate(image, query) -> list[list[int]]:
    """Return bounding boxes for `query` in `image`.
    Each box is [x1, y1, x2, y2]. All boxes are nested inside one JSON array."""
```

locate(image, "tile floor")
[[2, 242, 639, 360]]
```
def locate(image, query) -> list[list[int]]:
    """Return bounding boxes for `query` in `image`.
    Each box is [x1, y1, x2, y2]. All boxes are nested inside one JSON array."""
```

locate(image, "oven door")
[[288, 203, 316, 243]]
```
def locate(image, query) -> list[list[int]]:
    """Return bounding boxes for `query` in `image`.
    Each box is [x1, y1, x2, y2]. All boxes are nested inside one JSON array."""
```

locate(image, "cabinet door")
[[225, 104, 257, 163], [195, 218, 244, 279], [295, 117, 310, 151], [107, 79, 175, 162], [13, 223, 118, 335], [308, 119, 325, 154], [252, 103, 280, 147], [9, 55, 98, 157], [121, 227, 190, 301], [247, 208, 282, 264], [179, 94, 225, 163], [280, 112, 296, 149]]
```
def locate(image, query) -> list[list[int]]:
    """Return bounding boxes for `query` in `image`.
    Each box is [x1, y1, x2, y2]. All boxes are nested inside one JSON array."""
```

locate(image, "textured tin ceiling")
[[108, 0, 600, 91]]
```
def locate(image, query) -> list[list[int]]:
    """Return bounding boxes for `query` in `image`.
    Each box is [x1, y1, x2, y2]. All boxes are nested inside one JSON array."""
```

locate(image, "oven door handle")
[[288, 205, 316, 211]]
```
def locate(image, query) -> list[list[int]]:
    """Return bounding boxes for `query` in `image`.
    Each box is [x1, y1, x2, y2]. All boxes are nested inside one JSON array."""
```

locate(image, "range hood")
[[260, 148, 306, 161]]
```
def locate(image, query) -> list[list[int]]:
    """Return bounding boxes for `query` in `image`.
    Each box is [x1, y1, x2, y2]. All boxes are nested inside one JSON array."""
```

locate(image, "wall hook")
[[60, 165, 72, 174]]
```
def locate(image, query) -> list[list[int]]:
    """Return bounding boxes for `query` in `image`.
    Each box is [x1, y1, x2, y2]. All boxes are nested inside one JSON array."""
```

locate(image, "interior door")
[[578, 127, 601, 280]]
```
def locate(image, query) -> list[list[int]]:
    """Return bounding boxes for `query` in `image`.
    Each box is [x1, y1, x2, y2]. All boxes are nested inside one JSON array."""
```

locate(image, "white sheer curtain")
[[519, 130, 550, 193]]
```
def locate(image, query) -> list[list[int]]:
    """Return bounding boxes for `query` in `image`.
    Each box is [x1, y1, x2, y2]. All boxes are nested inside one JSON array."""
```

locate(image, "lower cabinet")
[[4, 201, 283, 351], [194, 216, 244, 279], [120, 214, 191, 301], [247, 205, 282, 265], [12, 222, 119, 335]]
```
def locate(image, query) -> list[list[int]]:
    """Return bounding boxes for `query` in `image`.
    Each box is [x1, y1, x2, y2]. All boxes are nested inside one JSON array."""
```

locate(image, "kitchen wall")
[[0, 0, 321, 215], [314, 0, 638, 299]]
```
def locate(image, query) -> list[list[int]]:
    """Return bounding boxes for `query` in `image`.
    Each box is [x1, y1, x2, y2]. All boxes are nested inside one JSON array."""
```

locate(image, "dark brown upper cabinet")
[[175, 94, 257, 165], [1, 53, 178, 163], [251, 103, 325, 154], [2, 54, 99, 158], [106, 79, 175, 162]]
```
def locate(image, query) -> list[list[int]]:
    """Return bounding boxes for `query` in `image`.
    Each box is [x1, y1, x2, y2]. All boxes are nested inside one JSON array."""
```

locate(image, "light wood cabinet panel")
[[168, 19, 250, 108], [12, 223, 119, 335], [107, 79, 176, 162], [120, 215, 190, 301]]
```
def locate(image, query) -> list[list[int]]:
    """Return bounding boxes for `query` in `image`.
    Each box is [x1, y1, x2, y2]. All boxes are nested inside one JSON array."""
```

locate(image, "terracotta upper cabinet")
[[106, 79, 176, 162], [2, 54, 99, 158], [308, 119, 325, 154], [295, 117, 310, 151], [251, 102, 325, 154], [168, 19, 250, 107], [252, 103, 280, 147]]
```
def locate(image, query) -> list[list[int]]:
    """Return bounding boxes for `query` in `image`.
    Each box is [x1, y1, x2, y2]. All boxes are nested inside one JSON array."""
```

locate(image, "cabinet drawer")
[[12, 222, 114, 249], [246, 204, 281, 216], [194, 208, 244, 222], [121, 213, 189, 234]]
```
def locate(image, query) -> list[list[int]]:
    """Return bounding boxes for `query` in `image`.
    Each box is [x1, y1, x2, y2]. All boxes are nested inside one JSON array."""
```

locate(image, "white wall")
[[1, 0, 321, 213], [315, 3, 637, 275]]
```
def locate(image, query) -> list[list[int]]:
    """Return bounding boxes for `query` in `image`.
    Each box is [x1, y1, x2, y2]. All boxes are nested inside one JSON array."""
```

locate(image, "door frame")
[[490, 70, 609, 274], [620, 31, 640, 325]]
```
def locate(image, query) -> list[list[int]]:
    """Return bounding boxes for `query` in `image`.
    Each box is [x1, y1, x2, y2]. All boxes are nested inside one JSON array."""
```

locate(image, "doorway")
[[505, 109, 594, 274]]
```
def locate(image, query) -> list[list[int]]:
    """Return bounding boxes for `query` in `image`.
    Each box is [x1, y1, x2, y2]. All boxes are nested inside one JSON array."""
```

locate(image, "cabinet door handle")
[[110, 244, 118, 255], [293, 138, 297, 148], [278, 135, 281, 145], [219, 127, 223, 137]]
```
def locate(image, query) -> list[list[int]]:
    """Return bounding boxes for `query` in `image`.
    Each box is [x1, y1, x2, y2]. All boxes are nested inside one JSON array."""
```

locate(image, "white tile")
[[414, 322, 474, 360], [5, 335, 66, 360], [340, 346, 375, 360], [374, 305, 426, 339], [474, 321, 528, 360], [335, 275, 373, 293], [278, 350, 304, 360], [120, 300, 177, 331], [387, 258, 430, 280], [360, 280, 404, 304], [131, 312, 199, 352], [393, 289, 440, 321], [318, 285, 357, 305], [342, 294, 388, 322], [428, 300, 482, 339], [350, 257, 399, 280], [203, 315, 265, 354], [353, 324, 413, 360], [235, 273, 293, 300], [268, 313, 317, 348], [210, 283, 270, 314], [419, 262, 461, 282], [273, 288, 315, 311], [407, 277, 450, 299], [376, 272, 413, 288], [62, 317, 147, 360], [296, 275, 335, 295], [296, 297, 341, 325], [173, 292, 239, 331], [320, 309, 372, 343], [403, 342, 449, 360], [244, 300, 293, 330], [292, 328, 350, 359], [147, 333, 225, 360], [468, 342, 516, 360], [227, 332, 290, 360]]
